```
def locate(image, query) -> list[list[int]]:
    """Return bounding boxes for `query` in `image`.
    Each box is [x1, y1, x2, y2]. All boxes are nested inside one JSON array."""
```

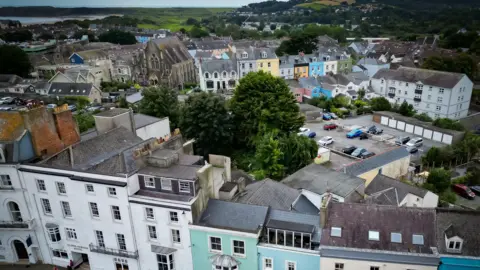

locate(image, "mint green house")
[[189, 199, 268, 270]]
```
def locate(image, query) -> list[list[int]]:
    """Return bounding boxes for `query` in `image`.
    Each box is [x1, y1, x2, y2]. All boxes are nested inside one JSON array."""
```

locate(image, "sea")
[[0, 15, 113, 25]]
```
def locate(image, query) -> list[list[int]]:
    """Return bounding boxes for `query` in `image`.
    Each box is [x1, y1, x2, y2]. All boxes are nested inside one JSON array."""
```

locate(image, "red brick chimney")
[[52, 104, 80, 147]]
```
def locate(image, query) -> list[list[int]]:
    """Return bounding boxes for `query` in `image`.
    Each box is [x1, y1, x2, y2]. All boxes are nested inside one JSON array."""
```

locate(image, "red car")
[[452, 184, 476, 200], [323, 123, 338, 130]]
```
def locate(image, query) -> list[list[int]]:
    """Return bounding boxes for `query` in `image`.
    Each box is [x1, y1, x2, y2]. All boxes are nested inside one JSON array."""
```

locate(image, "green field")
[[131, 7, 233, 32], [297, 0, 355, 10]]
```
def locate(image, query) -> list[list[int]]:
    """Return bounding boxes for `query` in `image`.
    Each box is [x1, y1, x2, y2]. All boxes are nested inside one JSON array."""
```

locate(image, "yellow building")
[[294, 64, 309, 79], [254, 48, 280, 77]]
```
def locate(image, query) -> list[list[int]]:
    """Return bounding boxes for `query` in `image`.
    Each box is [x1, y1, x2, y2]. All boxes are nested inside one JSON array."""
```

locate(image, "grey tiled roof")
[[197, 199, 269, 233], [48, 82, 94, 96], [236, 47, 277, 61], [345, 72, 370, 85], [372, 67, 467, 88], [152, 37, 192, 63], [365, 174, 428, 205], [320, 203, 436, 254], [201, 59, 237, 73], [436, 208, 480, 256], [134, 113, 165, 129], [95, 108, 129, 117], [282, 163, 365, 199], [194, 40, 229, 50], [231, 179, 300, 211], [344, 147, 410, 177], [138, 164, 202, 180], [267, 209, 321, 242], [319, 74, 351, 86], [292, 194, 319, 215]]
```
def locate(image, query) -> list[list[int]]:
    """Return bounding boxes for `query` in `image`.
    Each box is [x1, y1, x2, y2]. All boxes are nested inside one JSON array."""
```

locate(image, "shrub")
[[413, 113, 433, 122], [433, 118, 465, 131]]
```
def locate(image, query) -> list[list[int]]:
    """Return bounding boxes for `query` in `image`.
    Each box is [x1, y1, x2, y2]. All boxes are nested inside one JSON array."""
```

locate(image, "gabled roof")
[[436, 208, 480, 256], [152, 37, 192, 63], [365, 174, 429, 206], [282, 163, 365, 199], [48, 82, 94, 96], [231, 178, 300, 211], [0, 111, 25, 142], [196, 199, 269, 233], [372, 67, 467, 88], [134, 113, 166, 129], [266, 209, 321, 242], [343, 147, 410, 176], [201, 59, 237, 73], [292, 194, 319, 215], [318, 73, 351, 86], [321, 202, 436, 254]]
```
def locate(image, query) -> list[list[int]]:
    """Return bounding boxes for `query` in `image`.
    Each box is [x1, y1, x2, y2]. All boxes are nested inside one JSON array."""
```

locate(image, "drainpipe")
[[32, 193, 53, 264], [125, 175, 141, 270]]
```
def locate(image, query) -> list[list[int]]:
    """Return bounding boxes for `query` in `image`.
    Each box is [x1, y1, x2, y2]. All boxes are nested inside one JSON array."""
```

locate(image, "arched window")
[[8, 202, 22, 222], [223, 71, 227, 78], [214, 72, 218, 79], [231, 71, 236, 77], [205, 73, 209, 79], [47, 226, 61, 242]]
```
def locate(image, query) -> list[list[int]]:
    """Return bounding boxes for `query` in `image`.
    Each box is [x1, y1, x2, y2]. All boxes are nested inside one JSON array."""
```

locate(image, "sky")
[[0, 0, 274, 8]]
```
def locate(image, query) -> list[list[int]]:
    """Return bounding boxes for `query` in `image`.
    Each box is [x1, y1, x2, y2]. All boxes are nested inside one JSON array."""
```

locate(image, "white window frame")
[[157, 253, 175, 270], [89, 202, 99, 218], [0, 175, 12, 187], [145, 207, 155, 220], [263, 257, 273, 270], [116, 233, 126, 250], [179, 181, 190, 193], [56, 182, 67, 195], [169, 211, 179, 223], [286, 261, 296, 270], [41, 198, 52, 215], [37, 179, 46, 192], [368, 230, 380, 241], [171, 229, 181, 244], [232, 239, 245, 257], [65, 228, 77, 240], [61, 201, 72, 218], [95, 230, 105, 247], [447, 240, 462, 252], [209, 236, 222, 253], [439, 88, 444, 94], [148, 225, 157, 240], [111, 205, 122, 221], [331, 227, 342, 237], [52, 249, 69, 259], [85, 184, 95, 193], [108, 187, 117, 197], [48, 227, 61, 242], [161, 178, 172, 191], [145, 176, 155, 188]]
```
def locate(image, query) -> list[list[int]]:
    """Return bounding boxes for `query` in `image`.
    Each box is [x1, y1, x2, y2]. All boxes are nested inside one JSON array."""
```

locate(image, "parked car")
[[452, 184, 476, 200], [0, 97, 11, 104], [46, 104, 57, 109], [318, 136, 334, 146], [367, 125, 383, 135], [322, 113, 332, 120], [395, 136, 411, 145], [68, 104, 77, 112], [406, 137, 423, 148], [0, 106, 12, 111], [342, 146, 357, 155], [360, 151, 376, 159], [406, 145, 419, 154], [359, 133, 369, 140], [0, 97, 15, 105], [297, 127, 310, 136], [351, 147, 367, 157], [329, 112, 338, 119], [323, 123, 338, 130], [346, 129, 363, 138], [306, 131, 316, 138], [470, 186, 480, 195]]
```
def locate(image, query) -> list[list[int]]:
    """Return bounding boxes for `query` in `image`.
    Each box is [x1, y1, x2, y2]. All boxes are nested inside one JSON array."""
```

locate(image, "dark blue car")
[[323, 113, 332, 120], [346, 129, 363, 138]]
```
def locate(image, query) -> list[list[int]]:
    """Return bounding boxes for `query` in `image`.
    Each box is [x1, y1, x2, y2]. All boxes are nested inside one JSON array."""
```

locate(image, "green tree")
[[74, 112, 95, 133], [186, 18, 200, 26], [118, 96, 128, 108], [422, 54, 478, 80], [99, 30, 136, 45], [432, 118, 465, 131], [230, 71, 305, 147], [38, 32, 54, 40], [72, 30, 95, 42], [370, 97, 392, 111], [58, 34, 68, 40], [357, 88, 366, 99], [1, 30, 32, 42], [253, 132, 285, 180], [413, 113, 433, 122], [180, 92, 233, 159], [270, 24, 277, 31], [398, 101, 416, 116], [189, 26, 209, 38], [279, 133, 318, 175], [424, 168, 452, 193], [139, 86, 180, 128], [332, 95, 350, 108], [0, 45, 32, 77]]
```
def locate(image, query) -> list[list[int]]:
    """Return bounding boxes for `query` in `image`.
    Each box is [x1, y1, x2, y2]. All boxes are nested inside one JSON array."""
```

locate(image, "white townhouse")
[[370, 67, 473, 119], [199, 59, 238, 93]]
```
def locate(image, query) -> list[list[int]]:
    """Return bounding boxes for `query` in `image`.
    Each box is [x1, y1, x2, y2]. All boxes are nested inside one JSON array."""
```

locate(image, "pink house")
[[293, 87, 312, 103]]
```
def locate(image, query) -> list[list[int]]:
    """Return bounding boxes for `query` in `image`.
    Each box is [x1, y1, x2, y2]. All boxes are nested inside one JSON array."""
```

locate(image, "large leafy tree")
[[253, 132, 285, 180], [279, 134, 318, 175], [0, 45, 32, 77], [422, 54, 478, 80], [370, 97, 392, 111], [180, 92, 233, 159], [230, 71, 305, 147], [139, 87, 180, 129], [423, 168, 451, 193], [99, 30, 137, 45]]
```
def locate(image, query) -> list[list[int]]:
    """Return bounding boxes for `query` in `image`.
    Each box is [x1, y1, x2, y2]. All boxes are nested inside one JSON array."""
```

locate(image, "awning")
[[151, 244, 176, 255], [210, 254, 240, 268]]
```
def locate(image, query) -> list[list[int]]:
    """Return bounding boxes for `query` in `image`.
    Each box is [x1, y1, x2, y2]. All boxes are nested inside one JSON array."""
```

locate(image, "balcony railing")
[[415, 90, 423, 94], [414, 97, 422, 102], [89, 244, 138, 259], [388, 93, 395, 98], [0, 219, 35, 230]]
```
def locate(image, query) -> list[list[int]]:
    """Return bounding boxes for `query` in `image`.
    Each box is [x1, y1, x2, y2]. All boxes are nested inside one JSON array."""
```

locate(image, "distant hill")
[[0, 6, 134, 17], [297, 0, 355, 10]]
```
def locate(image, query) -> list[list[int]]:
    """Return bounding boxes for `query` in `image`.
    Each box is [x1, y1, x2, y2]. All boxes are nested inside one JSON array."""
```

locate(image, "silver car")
[[406, 137, 423, 147]]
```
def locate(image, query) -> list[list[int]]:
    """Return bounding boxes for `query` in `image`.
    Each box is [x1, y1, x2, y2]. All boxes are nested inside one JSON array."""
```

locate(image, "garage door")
[[414, 126, 423, 136], [405, 124, 414, 133], [396, 121, 405, 131], [389, 119, 397, 128], [381, 116, 389, 125], [432, 131, 443, 142], [442, 134, 453, 145], [423, 129, 433, 139]]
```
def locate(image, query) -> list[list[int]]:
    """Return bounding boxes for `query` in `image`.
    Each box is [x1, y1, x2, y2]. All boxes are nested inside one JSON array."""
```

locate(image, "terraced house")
[[236, 47, 279, 78]]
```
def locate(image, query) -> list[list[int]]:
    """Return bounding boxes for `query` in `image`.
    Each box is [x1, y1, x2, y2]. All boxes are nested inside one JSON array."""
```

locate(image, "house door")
[[13, 240, 28, 260], [222, 81, 226, 89]]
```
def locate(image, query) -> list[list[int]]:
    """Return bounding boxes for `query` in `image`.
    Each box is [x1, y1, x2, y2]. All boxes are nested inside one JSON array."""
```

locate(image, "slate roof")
[[95, 108, 130, 117], [320, 202, 436, 254], [134, 113, 165, 129], [126, 92, 143, 104], [358, 57, 385, 65], [266, 209, 321, 242], [292, 194, 319, 215], [436, 208, 480, 256], [75, 49, 109, 60], [345, 72, 370, 85], [231, 179, 300, 211], [319, 74, 351, 86], [196, 199, 269, 233], [281, 163, 365, 199], [152, 37, 192, 63], [372, 67, 467, 88], [48, 82, 94, 96], [138, 164, 201, 180], [0, 74, 23, 87], [201, 59, 237, 73], [194, 39, 229, 50], [236, 47, 277, 61], [0, 112, 25, 142], [365, 174, 428, 206], [343, 147, 410, 176]]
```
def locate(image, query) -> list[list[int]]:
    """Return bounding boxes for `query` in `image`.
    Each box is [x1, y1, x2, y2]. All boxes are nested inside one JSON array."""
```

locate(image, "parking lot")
[[304, 115, 446, 164]]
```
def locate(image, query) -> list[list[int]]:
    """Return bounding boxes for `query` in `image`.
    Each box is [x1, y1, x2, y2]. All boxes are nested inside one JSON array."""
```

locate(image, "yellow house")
[[254, 48, 280, 77], [294, 64, 309, 79], [344, 147, 411, 186]]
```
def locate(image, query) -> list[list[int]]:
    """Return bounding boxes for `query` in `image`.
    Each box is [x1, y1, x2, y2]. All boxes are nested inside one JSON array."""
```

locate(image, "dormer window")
[[447, 239, 462, 253], [412, 234, 424, 245], [241, 52, 248, 59], [261, 52, 267, 58], [331, 227, 342, 237], [391, 232, 402, 243], [368, 230, 379, 241], [205, 73, 209, 79], [214, 72, 218, 79]]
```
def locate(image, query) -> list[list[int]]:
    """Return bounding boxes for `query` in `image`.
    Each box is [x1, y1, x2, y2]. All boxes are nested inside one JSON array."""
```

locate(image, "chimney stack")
[[320, 193, 332, 228]]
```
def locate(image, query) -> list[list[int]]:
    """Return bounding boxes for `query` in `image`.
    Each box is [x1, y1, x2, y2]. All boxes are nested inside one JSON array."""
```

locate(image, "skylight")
[[368, 231, 380, 241], [391, 232, 402, 243], [412, 234, 424, 245], [331, 227, 342, 237]]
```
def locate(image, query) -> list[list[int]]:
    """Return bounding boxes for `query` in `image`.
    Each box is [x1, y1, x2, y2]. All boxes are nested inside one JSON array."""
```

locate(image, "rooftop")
[[266, 209, 321, 242], [95, 108, 130, 117], [281, 163, 365, 198], [372, 66, 467, 88], [343, 147, 410, 177], [134, 113, 166, 129], [196, 199, 269, 233], [138, 164, 202, 180], [365, 174, 429, 206], [320, 203, 436, 254], [48, 82, 94, 96]]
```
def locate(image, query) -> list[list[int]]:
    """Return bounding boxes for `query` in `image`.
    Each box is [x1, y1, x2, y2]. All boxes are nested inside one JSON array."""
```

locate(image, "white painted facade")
[[237, 60, 257, 78], [280, 67, 294, 80], [199, 69, 239, 92], [399, 192, 439, 208], [320, 254, 437, 270], [135, 117, 170, 141], [323, 61, 338, 75], [370, 74, 473, 120]]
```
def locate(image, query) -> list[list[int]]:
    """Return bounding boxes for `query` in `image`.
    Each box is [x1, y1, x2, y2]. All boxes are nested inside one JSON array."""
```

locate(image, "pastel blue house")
[[298, 77, 332, 99], [257, 209, 321, 270], [436, 209, 480, 270], [352, 58, 390, 78], [68, 53, 84, 64], [309, 61, 325, 77]]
